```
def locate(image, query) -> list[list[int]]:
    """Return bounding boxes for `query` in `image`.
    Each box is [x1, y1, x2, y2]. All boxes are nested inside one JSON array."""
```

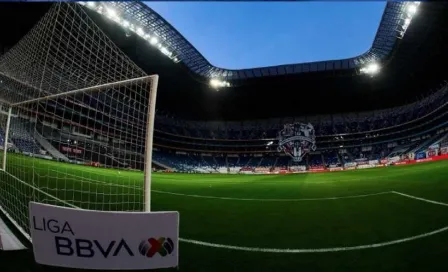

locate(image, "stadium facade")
[[0, 1, 447, 175]]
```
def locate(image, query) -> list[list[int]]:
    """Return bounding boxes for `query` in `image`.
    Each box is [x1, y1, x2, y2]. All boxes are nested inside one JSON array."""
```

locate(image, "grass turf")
[[1, 154, 448, 271]]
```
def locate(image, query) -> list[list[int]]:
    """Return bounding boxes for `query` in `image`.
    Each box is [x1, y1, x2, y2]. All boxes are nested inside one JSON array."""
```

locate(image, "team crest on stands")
[[277, 123, 317, 162]]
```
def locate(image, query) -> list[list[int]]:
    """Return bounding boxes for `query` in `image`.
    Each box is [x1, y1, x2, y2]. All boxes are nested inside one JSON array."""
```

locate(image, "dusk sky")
[[145, 2, 386, 69]]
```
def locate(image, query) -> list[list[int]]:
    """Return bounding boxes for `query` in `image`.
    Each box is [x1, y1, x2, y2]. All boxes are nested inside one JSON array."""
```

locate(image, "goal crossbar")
[[11, 75, 158, 107]]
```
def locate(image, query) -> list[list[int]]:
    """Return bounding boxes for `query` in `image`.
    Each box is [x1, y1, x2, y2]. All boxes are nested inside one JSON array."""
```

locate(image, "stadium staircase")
[[337, 153, 344, 165], [152, 160, 172, 170], [321, 154, 326, 166], [33, 130, 69, 161]]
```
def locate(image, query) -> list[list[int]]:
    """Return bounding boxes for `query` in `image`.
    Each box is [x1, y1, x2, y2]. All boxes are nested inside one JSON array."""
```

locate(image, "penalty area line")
[[392, 191, 448, 207], [179, 224, 448, 253], [179, 190, 448, 253], [152, 190, 392, 202]]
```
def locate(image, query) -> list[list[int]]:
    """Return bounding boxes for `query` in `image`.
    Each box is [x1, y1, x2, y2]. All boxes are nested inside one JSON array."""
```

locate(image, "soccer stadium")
[[1, 1, 448, 271]]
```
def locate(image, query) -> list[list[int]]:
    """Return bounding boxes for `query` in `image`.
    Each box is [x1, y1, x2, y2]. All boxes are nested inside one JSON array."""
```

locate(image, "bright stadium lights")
[[267, 141, 274, 146], [407, 4, 417, 15], [106, 8, 118, 21], [122, 20, 130, 28], [79, 2, 179, 63], [360, 63, 380, 76], [161, 47, 172, 57], [210, 79, 231, 88], [150, 37, 158, 45], [404, 18, 411, 27], [136, 27, 145, 37]]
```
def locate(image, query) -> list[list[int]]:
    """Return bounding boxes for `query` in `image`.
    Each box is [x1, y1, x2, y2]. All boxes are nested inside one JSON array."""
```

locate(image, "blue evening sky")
[[145, 2, 386, 70]]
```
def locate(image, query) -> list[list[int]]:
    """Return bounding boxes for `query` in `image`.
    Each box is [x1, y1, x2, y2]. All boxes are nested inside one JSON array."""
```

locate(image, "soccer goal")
[[0, 2, 158, 241]]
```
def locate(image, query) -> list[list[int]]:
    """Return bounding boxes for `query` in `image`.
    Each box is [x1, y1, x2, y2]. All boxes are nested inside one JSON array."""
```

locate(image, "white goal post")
[[0, 74, 158, 236], [0, 2, 161, 241]]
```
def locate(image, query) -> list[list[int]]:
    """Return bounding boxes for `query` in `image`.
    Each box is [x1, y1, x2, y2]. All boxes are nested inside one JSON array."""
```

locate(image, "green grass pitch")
[[1, 154, 448, 271]]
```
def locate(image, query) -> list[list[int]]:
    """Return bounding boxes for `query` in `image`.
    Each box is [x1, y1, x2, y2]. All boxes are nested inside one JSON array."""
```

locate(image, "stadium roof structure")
[[80, 1, 412, 82], [1, 2, 448, 121]]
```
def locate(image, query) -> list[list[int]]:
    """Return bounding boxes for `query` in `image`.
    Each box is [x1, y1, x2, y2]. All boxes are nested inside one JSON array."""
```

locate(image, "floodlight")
[[136, 27, 145, 37], [161, 47, 172, 57], [361, 63, 380, 75], [210, 79, 220, 88], [407, 4, 417, 15], [107, 8, 116, 17], [150, 37, 158, 45], [405, 18, 411, 26], [367, 63, 379, 74], [87, 2, 96, 8], [122, 20, 130, 28]]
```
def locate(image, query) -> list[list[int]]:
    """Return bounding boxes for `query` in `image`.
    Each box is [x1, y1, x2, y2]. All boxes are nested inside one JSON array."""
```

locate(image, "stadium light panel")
[[136, 27, 145, 37], [360, 63, 380, 75], [106, 8, 118, 21], [407, 4, 417, 15], [150, 37, 158, 45], [210, 79, 220, 88], [122, 20, 130, 28], [404, 18, 411, 28], [210, 79, 231, 88]]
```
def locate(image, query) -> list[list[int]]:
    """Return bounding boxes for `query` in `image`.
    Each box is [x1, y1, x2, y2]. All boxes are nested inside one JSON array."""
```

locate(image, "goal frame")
[[1, 74, 158, 213]]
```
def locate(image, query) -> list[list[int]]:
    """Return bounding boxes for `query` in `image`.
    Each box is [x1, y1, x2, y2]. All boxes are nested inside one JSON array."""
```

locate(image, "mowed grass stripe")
[[2, 154, 448, 249]]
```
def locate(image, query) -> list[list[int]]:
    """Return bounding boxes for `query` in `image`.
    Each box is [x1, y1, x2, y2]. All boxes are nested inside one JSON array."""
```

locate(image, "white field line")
[[179, 225, 448, 253], [7, 167, 448, 253], [392, 191, 448, 207], [151, 190, 392, 202], [179, 191, 448, 253]]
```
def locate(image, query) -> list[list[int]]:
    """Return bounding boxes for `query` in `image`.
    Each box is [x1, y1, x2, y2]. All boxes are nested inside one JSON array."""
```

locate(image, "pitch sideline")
[[180, 225, 448, 253], [152, 189, 392, 201], [178, 191, 448, 253]]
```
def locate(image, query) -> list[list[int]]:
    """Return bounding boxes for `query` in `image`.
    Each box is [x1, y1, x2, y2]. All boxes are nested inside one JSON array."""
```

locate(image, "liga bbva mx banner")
[[29, 202, 179, 270]]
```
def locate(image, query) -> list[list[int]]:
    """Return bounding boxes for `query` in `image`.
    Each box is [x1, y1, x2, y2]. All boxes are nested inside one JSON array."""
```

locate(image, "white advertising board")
[[29, 202, 179, 270]]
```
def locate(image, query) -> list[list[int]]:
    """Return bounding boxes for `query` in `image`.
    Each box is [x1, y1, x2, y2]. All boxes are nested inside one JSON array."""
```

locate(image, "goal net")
[[0, 3, 158, 240]]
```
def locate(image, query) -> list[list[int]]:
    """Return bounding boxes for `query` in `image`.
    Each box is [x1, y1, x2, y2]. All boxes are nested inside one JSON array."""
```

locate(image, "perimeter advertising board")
[[29, 202, 179, 270]]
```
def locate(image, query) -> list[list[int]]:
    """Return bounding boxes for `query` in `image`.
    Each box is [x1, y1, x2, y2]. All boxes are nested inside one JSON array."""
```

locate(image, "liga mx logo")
[[277, 122, 316, 162], [139, 237, 174, 258]]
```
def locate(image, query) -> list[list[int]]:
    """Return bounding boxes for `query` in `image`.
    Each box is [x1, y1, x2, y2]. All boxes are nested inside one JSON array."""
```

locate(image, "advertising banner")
[[29, 202, 179, 270], [388, 156, 401, 163], [368, 160, 379, 165], [415, 152, 426, 160], [356, 164, 377, 169], [310, 167, 326, 172], [329, 167, 343, 171], [344, 162, 357, 168], [441, 146, 448, 155]]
